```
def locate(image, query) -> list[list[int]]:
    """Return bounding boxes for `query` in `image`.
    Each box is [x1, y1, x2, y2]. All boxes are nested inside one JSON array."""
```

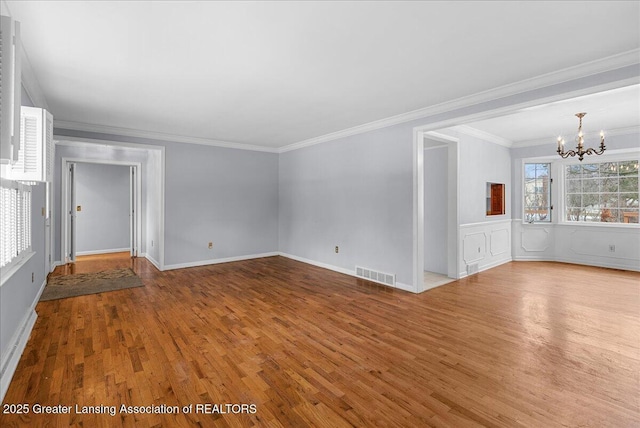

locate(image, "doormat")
[[39, 268, 143, 301]]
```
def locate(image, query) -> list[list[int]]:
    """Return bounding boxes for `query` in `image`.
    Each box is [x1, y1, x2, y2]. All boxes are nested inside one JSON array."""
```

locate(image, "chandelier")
[[556, 112, 605, 161]]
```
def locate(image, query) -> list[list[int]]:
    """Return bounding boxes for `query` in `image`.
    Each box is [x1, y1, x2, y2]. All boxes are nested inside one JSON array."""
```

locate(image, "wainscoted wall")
[[459, 219, 512, 277], [513, 221, 640, 271]]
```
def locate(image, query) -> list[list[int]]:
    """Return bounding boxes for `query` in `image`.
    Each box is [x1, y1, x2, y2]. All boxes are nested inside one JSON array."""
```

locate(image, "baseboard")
[[142, 253, 162, 271], [278, 252, 416, 293], [76, 248, 130, 256], [163, 252, 279, 271], [51, 260, 63, 272], [0, 278, 44, 402], [512, 255, 640, 272], [278, 252, 354, 276], [459, 257, 513, 279], [395, 282, 417, 293]]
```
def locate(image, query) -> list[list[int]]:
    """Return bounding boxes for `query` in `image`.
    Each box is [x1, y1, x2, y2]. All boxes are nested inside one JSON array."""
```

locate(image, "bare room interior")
[[1, 2, 639, 427]]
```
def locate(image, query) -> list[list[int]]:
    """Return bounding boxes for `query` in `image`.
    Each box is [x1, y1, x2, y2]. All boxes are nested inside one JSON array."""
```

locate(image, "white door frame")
[[414, 130, 460, 292], [61, 157, 142, 263], [411, 78, 638, 292]]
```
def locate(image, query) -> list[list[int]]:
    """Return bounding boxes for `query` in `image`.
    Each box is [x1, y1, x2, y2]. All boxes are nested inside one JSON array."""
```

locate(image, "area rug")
[[40, 268, 143, 301]]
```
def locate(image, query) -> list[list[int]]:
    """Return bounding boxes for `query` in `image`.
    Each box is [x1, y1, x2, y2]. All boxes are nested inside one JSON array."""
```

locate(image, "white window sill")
[[557, 221, 640, 229], [0, 251, 35, 287]]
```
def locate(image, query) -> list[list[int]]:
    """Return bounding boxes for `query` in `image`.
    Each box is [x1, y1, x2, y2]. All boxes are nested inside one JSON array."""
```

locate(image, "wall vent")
[[355, 266, 395, 287], [466, 263, 479, 276]]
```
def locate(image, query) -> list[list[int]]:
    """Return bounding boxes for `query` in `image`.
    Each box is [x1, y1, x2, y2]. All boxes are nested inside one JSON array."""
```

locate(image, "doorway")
[[61, 159, 141, 264], [423, 138, 455, 288], [414, 130, 459, 292]]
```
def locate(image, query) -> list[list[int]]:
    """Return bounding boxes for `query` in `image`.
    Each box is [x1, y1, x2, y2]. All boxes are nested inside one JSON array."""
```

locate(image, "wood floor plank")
[[1, 255, 639, 427]]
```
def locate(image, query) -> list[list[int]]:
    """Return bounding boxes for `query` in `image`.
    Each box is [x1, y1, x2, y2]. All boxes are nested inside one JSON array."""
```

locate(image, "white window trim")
[[522, 161, 552, 224], [521, 150, 640, 228], [558, 154, 639, 227]]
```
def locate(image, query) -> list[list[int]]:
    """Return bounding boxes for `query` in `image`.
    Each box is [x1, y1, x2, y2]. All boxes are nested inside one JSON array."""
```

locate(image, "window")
[[565, 160, 639, 223], [0, 179, 32, 270], [524, 163, 551, 222]]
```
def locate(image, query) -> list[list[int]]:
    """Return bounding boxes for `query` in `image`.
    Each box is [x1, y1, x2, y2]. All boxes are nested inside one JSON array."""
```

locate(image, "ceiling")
[[462, 84, 640, 146], [4, 1, 640, 149]]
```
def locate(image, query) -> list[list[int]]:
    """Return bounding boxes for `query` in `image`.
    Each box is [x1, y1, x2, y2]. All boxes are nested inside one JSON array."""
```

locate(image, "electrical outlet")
[[609, 245, 616, 252], [208, 242, 213, 249], [151, 240, 154, 247], [335, 246, 339, 253], [31, 272, 34, 283]]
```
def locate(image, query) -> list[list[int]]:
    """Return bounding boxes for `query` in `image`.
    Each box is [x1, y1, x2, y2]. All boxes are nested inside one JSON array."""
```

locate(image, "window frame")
[[523, 162, 552, 224], [559, 155, 639, 226]]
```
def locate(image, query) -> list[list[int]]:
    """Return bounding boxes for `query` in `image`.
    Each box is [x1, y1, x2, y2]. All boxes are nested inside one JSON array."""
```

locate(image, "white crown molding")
[[44, 49, 640, 155], [280, 49, 640, 153], [511, 125, 640, 149], [449, 125, 514, 147], [54, 120, 280, 154]]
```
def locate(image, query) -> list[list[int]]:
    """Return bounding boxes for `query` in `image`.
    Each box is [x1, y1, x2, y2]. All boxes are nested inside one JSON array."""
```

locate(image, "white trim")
[[278, 252, 354, 276], [450, 125, 514, 148], [0, 310, 36, 402], [142, 253, 162, 271], [414, 130, 460, 293], [0, 251, 34, 287], [511, 257, 640, 272], [61, 158, 143, 266], [278, 252, 418, 293], [56, 137, 165, 271], [76, 248, 130, 256], [280, 50, 639, 153], [50, 260, 64, 272], [460, 219, 513, 228], [512, 125, 640, 149], [54, 120, 279, 154], [163, 252, 279, 271], [394, 282, 416, 293], [457, 257, 513, 279], [45, 51, 639, 156], [0, 277, 45, 402]]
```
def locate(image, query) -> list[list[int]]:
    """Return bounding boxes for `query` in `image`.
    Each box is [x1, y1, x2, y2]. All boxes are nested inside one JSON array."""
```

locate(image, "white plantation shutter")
[[0, 179, 31, 270], [9, 107, 52, 182], [45, 112, 53, 181]]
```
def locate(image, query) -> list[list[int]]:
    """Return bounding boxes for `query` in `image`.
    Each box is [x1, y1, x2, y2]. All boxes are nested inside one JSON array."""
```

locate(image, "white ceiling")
[[462, 84, 640, 146], [5, 1, 640, 149]]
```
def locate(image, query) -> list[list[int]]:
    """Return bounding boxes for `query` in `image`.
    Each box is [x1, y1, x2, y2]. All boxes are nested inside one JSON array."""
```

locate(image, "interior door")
[[44, 182, 51, 273], [130, 166, 137, 257], [67, 162, 76, 263]]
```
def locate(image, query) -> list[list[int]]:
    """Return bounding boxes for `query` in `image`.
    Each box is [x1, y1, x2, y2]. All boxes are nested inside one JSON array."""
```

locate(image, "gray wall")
[[54, 130, 280, 268], [424, 144, 448, 274], [163, 141, 278, 266], [0, 183, 46, 377], [53, 143, 150, 262], [279, 124, 415, 285], [75, 163, 130, 254], [458, 133, 512, 225]]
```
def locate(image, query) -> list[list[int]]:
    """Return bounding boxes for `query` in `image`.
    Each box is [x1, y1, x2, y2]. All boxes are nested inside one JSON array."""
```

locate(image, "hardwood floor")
[[1, 256, 639, 427]]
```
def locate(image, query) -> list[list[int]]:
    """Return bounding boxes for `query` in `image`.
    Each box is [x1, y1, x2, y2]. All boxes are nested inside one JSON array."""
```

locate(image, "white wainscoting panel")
[[463, 232, 487, 264], [513, 220, 640, 271], [459, 220, 512, 277]]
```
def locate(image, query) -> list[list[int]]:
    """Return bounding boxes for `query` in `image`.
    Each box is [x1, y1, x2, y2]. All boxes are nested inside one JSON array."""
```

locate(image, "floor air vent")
[[355, 266, 395, 287]]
